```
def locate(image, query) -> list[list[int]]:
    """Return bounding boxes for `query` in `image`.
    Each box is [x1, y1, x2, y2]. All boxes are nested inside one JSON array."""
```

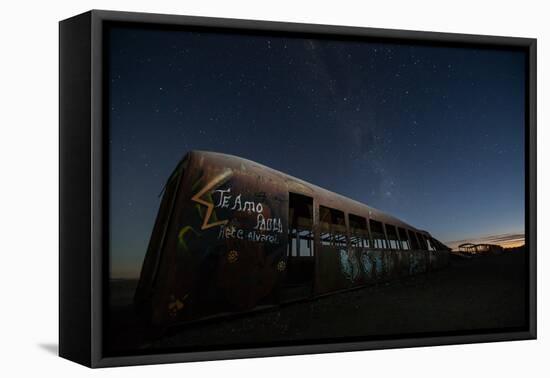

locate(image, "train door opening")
[[281, 192, 315, 302]]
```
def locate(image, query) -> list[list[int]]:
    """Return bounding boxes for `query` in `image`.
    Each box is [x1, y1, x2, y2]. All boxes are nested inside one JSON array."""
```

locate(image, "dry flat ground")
[[107, 250, 527, 354]]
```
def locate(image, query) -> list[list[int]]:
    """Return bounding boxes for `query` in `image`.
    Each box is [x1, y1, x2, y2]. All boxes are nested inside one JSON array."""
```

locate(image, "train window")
[[385, 224, 400, 249], [424, 237, 431, 250], [426, 238, 437, 251], [416, 232, 428, 250], [369, 219, 387, 249], [349, 214, 370, 248], [319, 206, 347, 247], [288, 193, 314, 257], [408, 230, 420, 250], [398, 227, 410, 250]]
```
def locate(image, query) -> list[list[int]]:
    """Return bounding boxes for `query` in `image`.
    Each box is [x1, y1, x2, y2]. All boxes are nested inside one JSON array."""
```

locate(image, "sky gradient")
[[108, 25, 526, 278]]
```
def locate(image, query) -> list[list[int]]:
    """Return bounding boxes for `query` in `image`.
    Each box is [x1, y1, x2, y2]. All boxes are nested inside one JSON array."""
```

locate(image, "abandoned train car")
[[134, 151, 451, 327]]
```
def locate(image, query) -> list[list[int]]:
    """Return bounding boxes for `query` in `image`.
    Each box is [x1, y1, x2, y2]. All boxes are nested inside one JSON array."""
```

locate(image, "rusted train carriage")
[[134, 151, 451, 327]]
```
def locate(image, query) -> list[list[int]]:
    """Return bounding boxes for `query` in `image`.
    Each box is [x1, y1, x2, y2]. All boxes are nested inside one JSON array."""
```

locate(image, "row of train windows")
[[317, 205, 438, 252], [288, 193, 444, 257]]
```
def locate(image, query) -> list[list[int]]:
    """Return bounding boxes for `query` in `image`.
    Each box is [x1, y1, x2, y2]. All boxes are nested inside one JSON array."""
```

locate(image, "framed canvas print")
[[59, 10, 536, 368]]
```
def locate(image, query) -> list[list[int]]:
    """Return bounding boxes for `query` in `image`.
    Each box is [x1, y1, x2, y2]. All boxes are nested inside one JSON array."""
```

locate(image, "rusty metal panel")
[[144, 151, 288, 326], [314, 247, 448, 296], [316, 246, 345, 293], [358, 250, 380, 283], [408, 250, 428, 275]]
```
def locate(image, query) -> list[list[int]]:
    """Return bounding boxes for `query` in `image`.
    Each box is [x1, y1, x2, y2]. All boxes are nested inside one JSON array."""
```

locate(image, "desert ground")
[[107, 248, 527, 355]]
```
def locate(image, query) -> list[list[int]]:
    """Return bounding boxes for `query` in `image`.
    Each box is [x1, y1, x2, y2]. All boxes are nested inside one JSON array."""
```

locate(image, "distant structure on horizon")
[[458, 243, 504, 255]]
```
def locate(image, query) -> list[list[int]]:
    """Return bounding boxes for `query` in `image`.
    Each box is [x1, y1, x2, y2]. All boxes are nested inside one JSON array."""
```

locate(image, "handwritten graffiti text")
[[218, 224, 281, 244]]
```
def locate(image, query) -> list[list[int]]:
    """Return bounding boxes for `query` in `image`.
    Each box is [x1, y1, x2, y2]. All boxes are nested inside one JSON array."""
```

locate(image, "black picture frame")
[[59, 9, 537, 368]]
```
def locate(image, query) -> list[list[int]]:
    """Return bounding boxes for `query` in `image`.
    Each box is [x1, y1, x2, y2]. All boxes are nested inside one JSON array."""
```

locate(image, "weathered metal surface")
[[138, 151, 289, 326], [135, 150, 451, 327]]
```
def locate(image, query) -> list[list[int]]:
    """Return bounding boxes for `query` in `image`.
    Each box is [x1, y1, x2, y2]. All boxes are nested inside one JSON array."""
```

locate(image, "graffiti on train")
[[217, 223, 282, 244], [212, 186, 283, 244], [360, 251, 384, 279], [409, 253, 426, 274], [188, 170, 284, 245], [339, 249, 361, 282]]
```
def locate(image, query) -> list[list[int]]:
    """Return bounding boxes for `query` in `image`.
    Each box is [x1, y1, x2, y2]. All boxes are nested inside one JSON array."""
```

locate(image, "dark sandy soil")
[[107, 249, 527, 355]]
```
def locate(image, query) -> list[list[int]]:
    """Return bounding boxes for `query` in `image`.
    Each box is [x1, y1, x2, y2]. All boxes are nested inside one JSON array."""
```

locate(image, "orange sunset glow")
[[445, 232, 525, 251]]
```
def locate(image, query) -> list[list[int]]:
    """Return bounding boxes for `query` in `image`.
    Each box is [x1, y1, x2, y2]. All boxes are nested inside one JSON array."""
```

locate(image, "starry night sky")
[[108, 25, 526, 279]]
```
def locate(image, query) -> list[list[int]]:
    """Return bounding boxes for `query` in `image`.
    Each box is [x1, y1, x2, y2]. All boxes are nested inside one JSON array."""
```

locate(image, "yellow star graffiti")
[[191, 169, 232, 230]]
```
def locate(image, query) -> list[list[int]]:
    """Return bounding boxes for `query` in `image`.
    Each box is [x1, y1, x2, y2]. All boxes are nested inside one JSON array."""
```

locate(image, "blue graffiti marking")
[[360, 252, 373, 276], [339, 249, 360, 282]]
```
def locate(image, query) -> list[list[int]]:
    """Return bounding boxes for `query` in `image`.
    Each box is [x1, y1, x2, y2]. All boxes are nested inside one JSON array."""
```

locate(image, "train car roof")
[[182, 150, 432, 237]]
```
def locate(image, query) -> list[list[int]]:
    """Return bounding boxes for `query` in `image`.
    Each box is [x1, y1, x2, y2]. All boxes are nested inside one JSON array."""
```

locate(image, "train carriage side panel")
[[139, 152, 289, 326], [135, 150, 451, 328], [316, 206, 360, 294], [134, 154, 191, 321]]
